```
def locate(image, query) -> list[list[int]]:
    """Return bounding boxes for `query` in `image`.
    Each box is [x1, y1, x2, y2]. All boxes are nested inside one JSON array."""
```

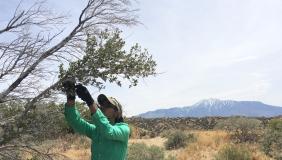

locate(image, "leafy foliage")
[[0, 102, 92, 144], [59, 29, 157, 89]]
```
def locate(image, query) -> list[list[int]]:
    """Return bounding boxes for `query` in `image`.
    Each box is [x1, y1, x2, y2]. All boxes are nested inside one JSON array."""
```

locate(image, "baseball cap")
[[97, 94, 122, 116]]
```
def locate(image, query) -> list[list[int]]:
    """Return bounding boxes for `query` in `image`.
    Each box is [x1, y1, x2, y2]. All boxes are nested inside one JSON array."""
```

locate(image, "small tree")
[[0, 0, 140, 104]]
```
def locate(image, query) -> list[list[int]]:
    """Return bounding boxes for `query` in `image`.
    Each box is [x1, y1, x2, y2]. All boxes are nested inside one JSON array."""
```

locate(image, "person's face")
[[99, 101, 118, 121]]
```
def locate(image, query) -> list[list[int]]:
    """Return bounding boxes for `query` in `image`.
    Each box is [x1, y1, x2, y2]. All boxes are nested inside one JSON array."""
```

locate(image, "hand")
[[62, 78, 76, 101], [75, 84, 94, 106]]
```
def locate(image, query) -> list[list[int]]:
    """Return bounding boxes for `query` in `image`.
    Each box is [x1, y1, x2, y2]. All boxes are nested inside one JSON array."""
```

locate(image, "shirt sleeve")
[[92, 108, 130, 142], [64, 104, 96, 139]]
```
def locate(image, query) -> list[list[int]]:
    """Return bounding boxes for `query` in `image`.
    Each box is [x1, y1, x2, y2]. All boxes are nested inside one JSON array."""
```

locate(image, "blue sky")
[[1, 0, 282, 116]]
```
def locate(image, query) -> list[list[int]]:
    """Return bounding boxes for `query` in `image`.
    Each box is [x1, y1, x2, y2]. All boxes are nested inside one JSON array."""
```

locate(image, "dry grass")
[[51, 135, 91, 160], [61, 149, 90, 160], [175, 130, 229, 160], [129, 136, 166, 147], [21, 130, 273, 160], [128, 130, 229, 159], [129, 130, 273, 160], [21, 134, 91, 160], [177, 130, 273, 160], [244, 143, 274, 160]]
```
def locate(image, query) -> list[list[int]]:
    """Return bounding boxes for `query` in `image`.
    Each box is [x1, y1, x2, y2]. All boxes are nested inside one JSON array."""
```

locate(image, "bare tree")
[[0, 0, 138, 103]]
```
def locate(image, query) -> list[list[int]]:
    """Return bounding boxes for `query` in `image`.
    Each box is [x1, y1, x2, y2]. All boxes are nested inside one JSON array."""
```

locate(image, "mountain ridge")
[[138, 99, 282, 118]]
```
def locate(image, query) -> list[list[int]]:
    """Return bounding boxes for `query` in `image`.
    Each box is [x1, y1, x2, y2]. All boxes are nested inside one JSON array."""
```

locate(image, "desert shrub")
[[127, 143, 165, 160], [21, 102, 70, 141], [215, 117, 262, 143], [164, 130, 196, 150], [0, 102, 25, 118], [268, 118, 282, 132], [160, 129, 175, 138], [262, 118, 282, 159], [0, 101, 90, 144], [214, 144, 251, 160]]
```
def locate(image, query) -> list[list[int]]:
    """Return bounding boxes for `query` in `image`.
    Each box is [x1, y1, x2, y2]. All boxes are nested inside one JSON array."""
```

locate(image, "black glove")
[[75, 84, 94, 106], [62, 78, 76, 101]]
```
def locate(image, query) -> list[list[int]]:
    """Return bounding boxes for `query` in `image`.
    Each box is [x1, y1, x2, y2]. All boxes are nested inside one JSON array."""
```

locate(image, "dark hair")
[[115, 116, 124, 123], [114, 102, 123, 123]]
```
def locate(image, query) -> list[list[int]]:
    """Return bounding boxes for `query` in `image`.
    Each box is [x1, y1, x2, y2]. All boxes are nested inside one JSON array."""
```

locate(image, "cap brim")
[[97, 94, 110, 106]]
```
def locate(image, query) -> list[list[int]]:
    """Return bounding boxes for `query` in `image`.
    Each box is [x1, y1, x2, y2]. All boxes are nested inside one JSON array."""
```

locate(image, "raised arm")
[[64, 100, 96, 138], [62, 79, 96, 138]]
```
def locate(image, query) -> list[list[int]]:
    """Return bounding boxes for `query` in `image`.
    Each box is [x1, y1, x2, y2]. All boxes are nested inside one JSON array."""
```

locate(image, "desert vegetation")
[[1, 102, 281, 159]]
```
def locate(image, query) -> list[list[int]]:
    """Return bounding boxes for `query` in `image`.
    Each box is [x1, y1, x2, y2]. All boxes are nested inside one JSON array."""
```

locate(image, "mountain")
[[138, 99, 282, 118]]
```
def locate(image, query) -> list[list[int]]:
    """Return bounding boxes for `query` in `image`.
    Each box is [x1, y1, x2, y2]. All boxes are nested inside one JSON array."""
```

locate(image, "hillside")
[[138, 99, 282, 118]]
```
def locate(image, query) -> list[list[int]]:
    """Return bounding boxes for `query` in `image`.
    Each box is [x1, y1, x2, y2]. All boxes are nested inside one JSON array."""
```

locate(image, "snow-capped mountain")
[[138, 99, 282, 118]]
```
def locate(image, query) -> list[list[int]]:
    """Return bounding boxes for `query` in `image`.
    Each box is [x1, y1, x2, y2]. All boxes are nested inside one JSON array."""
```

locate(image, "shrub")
[[160, 129, 175, 138], [127, 143, 165, 160], [215, 117, 262, 143], [0, 102, 24, 118], [262, 118, 282, 159], [164, 130, 196, 150], [268, 118, 282, 132], [214, 144, 251, 160], [0, 101, 91, 144]]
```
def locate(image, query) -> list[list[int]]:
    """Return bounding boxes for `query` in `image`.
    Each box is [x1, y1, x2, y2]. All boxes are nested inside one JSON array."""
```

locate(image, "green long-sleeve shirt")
[[64, 104, 130, 160]]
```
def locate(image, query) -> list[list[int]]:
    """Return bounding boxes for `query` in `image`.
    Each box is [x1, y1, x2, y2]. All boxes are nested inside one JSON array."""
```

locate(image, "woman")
[[64, 83, 130, 160]]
